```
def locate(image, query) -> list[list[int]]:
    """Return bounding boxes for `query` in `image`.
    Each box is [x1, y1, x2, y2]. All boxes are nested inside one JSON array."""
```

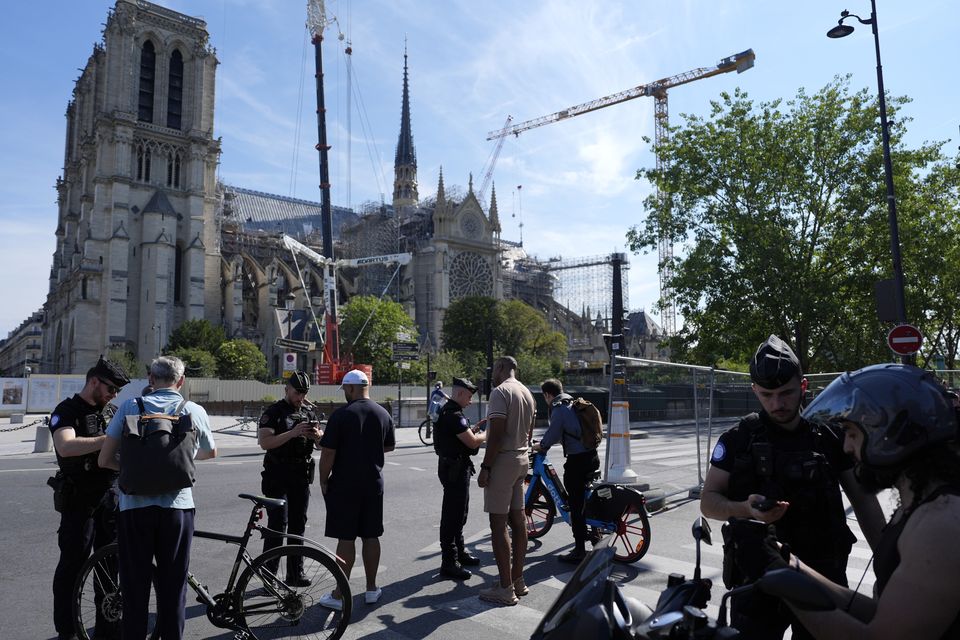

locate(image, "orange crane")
[[487, 49, 756, 336]]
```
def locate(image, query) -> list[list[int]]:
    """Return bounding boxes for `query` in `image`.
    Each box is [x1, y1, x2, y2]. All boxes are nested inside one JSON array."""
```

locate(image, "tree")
[[216, 339, 268, 380], [498, 300, 567, 360], [167, 347, 218, 378], [166, 318, 226, 355], [441, 296, 500, 353], [106, 349, 147, 380], [339, 296, 424, 384], [626, 76, 955, 371]]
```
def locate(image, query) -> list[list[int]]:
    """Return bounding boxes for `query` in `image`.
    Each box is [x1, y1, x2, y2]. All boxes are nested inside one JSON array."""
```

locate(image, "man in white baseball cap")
[[317, 369, 395, 610]]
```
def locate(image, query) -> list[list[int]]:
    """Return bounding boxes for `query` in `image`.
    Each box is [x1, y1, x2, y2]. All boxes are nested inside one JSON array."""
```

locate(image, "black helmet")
[[750, 335, 801, 389], [803, 364, 957, 467]]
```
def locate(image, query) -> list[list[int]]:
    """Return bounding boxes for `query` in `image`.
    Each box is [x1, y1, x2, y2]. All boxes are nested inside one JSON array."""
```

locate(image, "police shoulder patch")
[[259, 414, 271, 426], [459, 417, 469, 428], [710, 442, 726, 463], [50, 414, 60, 427]]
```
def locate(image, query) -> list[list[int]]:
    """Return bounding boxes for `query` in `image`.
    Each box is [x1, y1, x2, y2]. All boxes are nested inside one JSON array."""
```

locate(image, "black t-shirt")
[[319, 398, 395, 497], [433, 400, 477, 458]]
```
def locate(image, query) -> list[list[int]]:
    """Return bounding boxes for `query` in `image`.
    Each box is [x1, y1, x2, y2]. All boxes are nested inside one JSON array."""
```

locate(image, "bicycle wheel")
[[74, 542, 160, 640], [524, 475, 555, 539], [237, 545, 351, 640], [418, 419, 434, 446], [611, 495, 652, 563]]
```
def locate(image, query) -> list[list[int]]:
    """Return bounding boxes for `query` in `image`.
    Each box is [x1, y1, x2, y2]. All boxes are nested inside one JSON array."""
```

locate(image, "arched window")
[[173, 152, 182, 188], [138, 41, 156, 123], [136, 144, 144, 180], [166, 153, 174, 187], [167, 49, 183, 129]]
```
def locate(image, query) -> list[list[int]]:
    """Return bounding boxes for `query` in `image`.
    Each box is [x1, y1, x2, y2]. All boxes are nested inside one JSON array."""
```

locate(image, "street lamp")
[[827, 1, 910, 364]]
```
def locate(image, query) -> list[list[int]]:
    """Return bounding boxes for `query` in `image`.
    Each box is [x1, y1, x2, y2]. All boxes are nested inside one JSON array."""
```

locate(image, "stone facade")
[[0, 310, 44, 377]]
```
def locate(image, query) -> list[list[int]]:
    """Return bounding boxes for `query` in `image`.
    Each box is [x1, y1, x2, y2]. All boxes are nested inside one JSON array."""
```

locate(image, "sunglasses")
[[98, 378, 119, 394]]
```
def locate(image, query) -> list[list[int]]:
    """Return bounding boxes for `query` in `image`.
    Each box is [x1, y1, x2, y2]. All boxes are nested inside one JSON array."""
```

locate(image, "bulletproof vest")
[[264, 400, 316, 465], [727, 414, 849, 553], [57, 398, 110, 479], [434, 402, 477, 458]]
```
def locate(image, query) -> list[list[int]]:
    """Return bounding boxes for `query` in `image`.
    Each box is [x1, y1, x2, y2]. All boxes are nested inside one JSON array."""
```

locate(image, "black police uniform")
[[434, 398, 480, 574], [49, 395, 119, 638], [259, 398, 317, 566], [711, 410, 854, 640]]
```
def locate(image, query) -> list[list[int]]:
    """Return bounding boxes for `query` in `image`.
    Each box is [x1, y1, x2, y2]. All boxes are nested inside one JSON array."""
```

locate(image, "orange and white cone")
[[605, 400, 637, 483]]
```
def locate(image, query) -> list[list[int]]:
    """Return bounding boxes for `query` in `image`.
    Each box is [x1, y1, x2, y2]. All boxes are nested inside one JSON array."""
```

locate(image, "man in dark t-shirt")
[[317, 369, 395, 611]]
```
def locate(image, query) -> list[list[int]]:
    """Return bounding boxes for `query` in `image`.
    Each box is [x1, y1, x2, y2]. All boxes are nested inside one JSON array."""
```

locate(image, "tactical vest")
[[263, 400, 316, 466], [434, 401, 478, 458], [726, 413, 853, 558], [57, 403, 108, 478]]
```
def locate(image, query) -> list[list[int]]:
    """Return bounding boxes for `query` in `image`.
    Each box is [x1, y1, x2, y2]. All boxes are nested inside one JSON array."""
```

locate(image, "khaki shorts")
[[483, 451, 529, 515]]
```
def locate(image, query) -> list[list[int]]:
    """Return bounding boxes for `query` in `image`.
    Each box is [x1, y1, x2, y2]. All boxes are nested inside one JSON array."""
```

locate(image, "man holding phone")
[[699, 335, 884, 640], [257, 370, 323, 586], [433, 377, 487, 580]]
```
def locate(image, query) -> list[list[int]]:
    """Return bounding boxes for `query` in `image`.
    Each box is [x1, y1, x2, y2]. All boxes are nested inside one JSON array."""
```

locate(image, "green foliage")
[[216, 339, 268, 380], [339, 296, 425, 384], [261, 395, 277, 403], [627, 76, 958, 371], [441, 296, 500, 352], [515, 351, 562, 386], [429, 350, 467, 386], [166, 319, 226, 355], [167, 347, 218, 378], [106, 349, 147, 380]]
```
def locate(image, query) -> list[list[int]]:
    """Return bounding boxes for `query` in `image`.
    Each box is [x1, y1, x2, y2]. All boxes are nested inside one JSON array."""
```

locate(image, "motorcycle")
[[532, 517, 836, 639]]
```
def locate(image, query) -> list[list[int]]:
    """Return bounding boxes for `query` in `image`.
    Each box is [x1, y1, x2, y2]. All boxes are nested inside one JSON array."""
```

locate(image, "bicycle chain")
[[0, 417, 46, 433]]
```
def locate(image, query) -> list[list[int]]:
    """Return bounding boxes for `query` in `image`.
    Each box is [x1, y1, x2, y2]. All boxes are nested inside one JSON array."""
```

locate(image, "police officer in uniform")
[[700, 335, 884, 640], [49, 357, 130, 640], [434, 377, 487, 580], [257, 370, 323, 586]]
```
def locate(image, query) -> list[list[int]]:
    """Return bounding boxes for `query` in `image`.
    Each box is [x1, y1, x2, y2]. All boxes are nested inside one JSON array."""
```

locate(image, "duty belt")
[[438, 455, 470, 462], [267, 456, 313, 465]]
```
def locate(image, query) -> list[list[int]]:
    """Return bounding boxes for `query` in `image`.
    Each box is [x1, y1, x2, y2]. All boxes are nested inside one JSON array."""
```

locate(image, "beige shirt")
[[487, 377, 536, 452]]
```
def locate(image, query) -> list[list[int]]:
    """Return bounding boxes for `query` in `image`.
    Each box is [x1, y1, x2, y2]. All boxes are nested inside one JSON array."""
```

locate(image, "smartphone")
[[751, 497, 778, 512]]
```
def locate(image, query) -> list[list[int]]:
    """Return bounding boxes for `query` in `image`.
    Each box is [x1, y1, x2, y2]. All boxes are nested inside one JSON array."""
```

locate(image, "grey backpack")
[[119, 398, 196, 495]]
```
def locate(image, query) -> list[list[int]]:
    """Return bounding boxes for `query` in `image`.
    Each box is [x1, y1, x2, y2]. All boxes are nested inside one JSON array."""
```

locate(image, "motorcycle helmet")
[[802, 363, 957, 467]]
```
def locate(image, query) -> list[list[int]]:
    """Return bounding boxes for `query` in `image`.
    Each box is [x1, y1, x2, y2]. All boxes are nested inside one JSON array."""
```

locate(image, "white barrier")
[[33, 425, 53, 453], [605, 400, 637, 483]]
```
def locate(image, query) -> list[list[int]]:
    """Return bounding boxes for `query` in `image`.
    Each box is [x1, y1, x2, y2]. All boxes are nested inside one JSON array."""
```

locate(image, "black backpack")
[[119, 397, 197, 495]]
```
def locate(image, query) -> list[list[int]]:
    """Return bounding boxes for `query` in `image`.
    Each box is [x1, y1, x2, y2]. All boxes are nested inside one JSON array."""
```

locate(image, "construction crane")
[[280, 234, 412, 383], [487, 49, 756, 336], [477, 115, 512, 205]]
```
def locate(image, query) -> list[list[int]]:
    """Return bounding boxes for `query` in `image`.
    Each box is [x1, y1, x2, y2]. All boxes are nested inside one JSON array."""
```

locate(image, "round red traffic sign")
[[887, 324, 922, 356]]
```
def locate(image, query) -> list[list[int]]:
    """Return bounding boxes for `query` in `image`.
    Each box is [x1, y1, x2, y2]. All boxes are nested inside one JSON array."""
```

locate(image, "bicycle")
[[73, 493, 351, 640], [418, 417, 434, 446], [524, 449, 652, 563]]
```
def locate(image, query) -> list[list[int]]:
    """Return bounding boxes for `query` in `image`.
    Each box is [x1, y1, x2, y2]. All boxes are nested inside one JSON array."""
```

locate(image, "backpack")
[[569, 397, 603, 450], [119, 397, 197, 495]]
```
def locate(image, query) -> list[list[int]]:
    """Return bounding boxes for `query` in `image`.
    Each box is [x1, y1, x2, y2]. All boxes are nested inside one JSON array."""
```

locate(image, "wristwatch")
[[480, 463, 492, 472]]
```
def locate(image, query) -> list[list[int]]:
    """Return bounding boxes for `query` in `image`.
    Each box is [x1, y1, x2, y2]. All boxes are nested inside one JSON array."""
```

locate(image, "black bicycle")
[[73, 493, 351, 640]]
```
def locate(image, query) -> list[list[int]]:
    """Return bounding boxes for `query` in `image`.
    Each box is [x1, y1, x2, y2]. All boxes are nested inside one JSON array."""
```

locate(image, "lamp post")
[[285, 292, 297, 370], [827, 1, 910, 364]]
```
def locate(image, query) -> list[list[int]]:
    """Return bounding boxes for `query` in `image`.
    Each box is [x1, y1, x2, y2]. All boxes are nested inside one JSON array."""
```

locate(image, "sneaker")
[[364, 587, 383, 604], [558, 549, 586, 564], [319, 592, 343, 611], [513, 577, 529, 597], [479, 583, 519, 606]]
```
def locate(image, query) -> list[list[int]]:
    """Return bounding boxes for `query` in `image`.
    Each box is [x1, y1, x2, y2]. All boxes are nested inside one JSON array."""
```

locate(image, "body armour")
[[433, 401, 479, 458], [720, 412, 855, 560], [51, 394, 116, 483], [261, 399, 317, 467]]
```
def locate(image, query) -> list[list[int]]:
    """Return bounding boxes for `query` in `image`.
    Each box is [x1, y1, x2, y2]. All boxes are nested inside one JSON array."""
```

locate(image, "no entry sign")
[[887, 324, 923, 356]]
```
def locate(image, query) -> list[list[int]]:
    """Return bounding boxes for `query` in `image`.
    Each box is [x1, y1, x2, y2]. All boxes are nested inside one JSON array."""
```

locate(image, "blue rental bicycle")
[[524, 449, 652, 563]]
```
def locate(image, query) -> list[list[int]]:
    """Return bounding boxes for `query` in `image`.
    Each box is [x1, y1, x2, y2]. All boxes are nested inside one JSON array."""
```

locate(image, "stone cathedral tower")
[[42, 0, 221, 373], [392, 48, 418, 212]]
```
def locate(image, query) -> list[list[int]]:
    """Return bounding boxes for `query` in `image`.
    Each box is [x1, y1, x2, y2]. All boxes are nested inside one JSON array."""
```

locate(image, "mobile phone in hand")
[[751, 498, 778, 512]]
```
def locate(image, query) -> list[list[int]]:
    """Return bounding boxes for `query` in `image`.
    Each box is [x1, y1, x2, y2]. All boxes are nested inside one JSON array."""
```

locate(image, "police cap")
[[91, 356, 131, 388], [452, 377, 478, 394], [288, 370, 310, 393], [749, 335, 801, 389]]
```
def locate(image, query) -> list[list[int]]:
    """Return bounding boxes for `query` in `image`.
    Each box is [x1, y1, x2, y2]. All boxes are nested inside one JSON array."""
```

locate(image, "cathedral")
[[40, 0, 641, 379]]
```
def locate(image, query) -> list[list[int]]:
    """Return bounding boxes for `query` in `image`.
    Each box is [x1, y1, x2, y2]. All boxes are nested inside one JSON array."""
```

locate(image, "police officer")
[[257, 370, 322, 586], [49, 356, 130, 640], [700, 335, 884, 640], [434, 377, 487, 580]]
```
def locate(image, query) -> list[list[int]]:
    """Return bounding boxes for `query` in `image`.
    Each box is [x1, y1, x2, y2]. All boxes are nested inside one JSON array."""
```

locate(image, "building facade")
[[0, 310, 44, 377]]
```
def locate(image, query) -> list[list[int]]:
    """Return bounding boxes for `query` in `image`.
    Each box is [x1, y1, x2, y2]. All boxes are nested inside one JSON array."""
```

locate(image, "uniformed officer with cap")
[[699, 335, 884, 640], [49, 356, 130, 640], [434, 377, 487, 580], [257, 370, 323, 585]]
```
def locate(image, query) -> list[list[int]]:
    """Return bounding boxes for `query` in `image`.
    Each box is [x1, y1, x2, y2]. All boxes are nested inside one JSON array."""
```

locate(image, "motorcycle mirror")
[[757, 568, 836, 612], [691, 517, 713, 546]]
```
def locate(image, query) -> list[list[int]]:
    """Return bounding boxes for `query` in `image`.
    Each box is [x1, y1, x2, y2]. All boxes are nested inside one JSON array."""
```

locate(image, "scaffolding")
[[549, 253, 629, 334]]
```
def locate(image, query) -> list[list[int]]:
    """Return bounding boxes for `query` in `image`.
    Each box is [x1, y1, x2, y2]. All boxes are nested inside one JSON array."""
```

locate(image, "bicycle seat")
[[239, 493, 287, 510]]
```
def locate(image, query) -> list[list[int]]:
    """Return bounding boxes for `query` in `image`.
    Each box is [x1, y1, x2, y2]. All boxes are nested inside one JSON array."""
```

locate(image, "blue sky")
[[1, 0, 957, 337]]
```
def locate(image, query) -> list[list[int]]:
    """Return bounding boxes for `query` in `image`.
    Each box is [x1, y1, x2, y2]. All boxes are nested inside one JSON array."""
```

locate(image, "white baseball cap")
[[340, 369, 369, 387]]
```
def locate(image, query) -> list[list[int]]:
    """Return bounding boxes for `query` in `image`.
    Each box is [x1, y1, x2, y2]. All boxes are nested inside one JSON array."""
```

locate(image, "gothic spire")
[[392, 42, 419, 210], [437, 167, 445, 205], [489, 182, 501, 232]]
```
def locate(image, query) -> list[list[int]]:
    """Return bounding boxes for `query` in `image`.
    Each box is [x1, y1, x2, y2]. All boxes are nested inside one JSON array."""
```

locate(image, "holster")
[[721, 522, 742, 589], [47, 472, 66, 513]]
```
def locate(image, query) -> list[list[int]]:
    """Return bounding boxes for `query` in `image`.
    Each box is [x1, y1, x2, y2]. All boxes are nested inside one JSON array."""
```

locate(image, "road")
[[0, 420, 885, 639]]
